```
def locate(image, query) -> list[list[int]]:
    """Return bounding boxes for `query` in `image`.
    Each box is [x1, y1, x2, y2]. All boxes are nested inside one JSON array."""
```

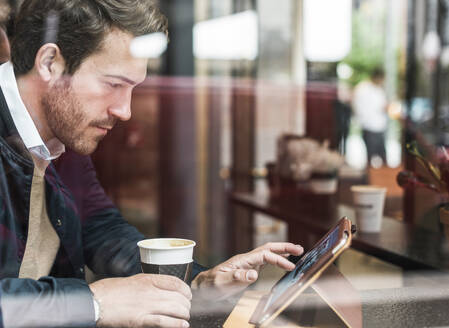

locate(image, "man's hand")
[[90, 274, 191, 328], [192, 242, 303, 300]]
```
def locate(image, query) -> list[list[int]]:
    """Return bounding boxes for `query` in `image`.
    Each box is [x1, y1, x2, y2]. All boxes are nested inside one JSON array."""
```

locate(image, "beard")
[[41, 77, 114, 155]]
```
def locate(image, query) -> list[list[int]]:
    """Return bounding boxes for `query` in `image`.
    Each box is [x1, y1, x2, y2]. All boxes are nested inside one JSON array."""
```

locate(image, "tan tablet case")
[[223, 264, 362, 328]]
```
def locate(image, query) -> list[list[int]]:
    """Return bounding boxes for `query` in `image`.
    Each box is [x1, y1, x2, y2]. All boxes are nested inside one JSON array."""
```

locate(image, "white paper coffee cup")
[[351, 185, 386, 233], [137, 238, 196, 282]]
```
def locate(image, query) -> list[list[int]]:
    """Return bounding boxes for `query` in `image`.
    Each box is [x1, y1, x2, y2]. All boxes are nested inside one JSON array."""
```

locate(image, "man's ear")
[[0, 28, 10, 63], [34, 43, 66, 84]]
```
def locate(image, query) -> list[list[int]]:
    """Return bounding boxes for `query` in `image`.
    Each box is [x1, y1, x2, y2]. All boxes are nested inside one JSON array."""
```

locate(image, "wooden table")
[[231, 192, 449, 271], [222, 286, 449, 328]]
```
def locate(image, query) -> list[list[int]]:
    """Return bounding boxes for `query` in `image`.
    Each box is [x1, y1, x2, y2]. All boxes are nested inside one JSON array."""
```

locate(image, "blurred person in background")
[[352, 67, 388, 168], [0, 1, 304, 327], [334, 82, 352, 155]]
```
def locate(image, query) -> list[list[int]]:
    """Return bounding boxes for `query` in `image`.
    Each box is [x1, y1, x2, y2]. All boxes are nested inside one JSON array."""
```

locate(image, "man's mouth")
[[95, 126, 112, 134]]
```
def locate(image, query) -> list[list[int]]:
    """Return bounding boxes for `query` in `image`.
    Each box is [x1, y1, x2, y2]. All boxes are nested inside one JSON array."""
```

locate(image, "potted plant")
[[274, 136, 344, 195], [309, 145, 345, 194], [397, 141, 449, 239]]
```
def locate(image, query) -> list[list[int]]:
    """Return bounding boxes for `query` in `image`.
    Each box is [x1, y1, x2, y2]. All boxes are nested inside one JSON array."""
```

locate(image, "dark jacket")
[[0, 87, 204, 327]]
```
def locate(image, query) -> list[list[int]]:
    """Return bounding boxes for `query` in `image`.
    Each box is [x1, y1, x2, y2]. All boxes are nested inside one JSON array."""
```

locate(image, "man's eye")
[[108, 83, 122, 89]]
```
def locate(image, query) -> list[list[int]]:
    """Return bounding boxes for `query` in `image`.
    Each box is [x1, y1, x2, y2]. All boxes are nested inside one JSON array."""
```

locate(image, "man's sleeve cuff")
[[0, 277, 96, 328]]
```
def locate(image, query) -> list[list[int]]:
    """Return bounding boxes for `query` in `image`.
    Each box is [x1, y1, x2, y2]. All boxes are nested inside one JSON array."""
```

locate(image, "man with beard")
[[0, 0, 304, 327]]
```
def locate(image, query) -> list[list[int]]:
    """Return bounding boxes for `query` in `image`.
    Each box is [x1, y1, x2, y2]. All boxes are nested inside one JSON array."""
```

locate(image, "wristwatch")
[[93, 297, 101, 323]]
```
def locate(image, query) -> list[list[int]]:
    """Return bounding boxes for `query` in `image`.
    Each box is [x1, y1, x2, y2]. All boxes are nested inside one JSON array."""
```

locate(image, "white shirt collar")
[[0, 62, 65, 161]]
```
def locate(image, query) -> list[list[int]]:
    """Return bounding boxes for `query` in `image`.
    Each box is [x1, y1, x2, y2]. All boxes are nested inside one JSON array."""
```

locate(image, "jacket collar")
[[0, 62, 65, 161]]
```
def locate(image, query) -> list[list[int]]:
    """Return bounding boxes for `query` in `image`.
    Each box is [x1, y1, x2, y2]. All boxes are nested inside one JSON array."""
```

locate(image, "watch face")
[[93, 298, 101, 322]]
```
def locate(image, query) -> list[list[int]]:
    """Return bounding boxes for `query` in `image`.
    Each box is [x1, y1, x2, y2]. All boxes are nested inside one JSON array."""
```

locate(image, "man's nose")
[[109, 97, 132, 122]]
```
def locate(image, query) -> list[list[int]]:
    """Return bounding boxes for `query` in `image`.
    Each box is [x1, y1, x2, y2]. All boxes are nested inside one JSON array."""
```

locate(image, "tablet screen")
[[265, 226, 341, 310]]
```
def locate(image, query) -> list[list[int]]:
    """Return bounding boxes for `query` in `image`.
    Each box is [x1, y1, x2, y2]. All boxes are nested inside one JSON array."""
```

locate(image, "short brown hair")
[[10, 0, 168, 76]]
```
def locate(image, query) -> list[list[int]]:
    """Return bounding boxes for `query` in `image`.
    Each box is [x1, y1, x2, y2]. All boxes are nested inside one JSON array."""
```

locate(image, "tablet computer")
[[249, 217, 354, 327]]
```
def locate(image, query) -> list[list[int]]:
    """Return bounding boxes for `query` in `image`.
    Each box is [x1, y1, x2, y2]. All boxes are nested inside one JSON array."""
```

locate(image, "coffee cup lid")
[[137, 238, 196, 250]]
